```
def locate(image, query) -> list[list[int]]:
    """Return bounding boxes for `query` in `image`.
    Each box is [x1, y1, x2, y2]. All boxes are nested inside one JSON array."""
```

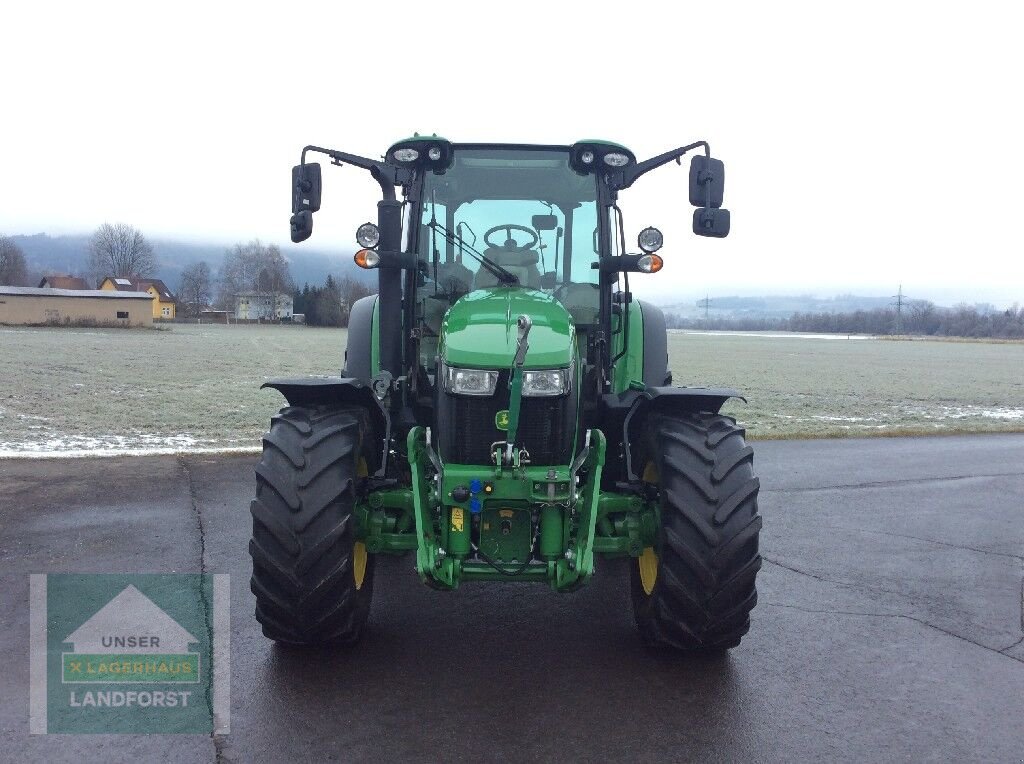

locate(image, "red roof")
[[39, 275, 90, 290]]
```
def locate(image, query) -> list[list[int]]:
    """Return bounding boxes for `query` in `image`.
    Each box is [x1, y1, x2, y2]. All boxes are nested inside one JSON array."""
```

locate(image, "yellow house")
[[100, 277, 176, 319]]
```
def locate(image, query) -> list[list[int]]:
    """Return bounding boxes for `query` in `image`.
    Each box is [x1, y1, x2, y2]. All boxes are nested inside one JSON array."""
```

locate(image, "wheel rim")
[[639, 546, 658, 595], [353, 541, 368, 590], [353, 456, 369, 589], [639, 460, 660, 595]]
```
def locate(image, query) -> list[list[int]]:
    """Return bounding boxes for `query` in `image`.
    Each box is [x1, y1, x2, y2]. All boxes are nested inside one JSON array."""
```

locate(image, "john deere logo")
[[495, 410, 510, 431]]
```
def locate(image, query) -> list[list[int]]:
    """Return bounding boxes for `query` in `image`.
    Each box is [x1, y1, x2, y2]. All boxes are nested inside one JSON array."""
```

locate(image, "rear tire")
[[631, 412, 761, 651], [249, 405, 375, 646]]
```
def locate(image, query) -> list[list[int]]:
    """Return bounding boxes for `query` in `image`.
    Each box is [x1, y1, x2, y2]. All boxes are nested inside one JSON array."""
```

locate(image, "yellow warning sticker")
[[451, 507, 464, 533]]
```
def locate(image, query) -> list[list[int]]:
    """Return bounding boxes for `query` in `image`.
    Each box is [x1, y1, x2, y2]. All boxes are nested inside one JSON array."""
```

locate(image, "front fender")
[[261, 377, 390, 474], [628, 384, 745, 414], [599, 385, 746, 484]]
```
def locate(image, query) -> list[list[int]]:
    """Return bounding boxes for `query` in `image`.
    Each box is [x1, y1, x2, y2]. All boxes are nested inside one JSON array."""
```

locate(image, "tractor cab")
[[409, 144, 603, 378]]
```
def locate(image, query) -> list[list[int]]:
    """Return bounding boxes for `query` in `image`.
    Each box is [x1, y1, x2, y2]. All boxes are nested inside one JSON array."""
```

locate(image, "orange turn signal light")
[[354, 249, 381, 269], [637, 254, 663, 273]]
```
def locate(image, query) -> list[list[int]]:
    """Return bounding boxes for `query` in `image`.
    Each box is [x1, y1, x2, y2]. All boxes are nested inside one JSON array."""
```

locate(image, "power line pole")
[[891, 283, 905, 334], [698, 295, 711, 328]]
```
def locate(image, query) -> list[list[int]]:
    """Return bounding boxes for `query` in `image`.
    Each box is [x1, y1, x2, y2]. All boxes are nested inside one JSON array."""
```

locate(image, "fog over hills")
[[656, 293, 1009, 320], [6, 232, 1014, 316]]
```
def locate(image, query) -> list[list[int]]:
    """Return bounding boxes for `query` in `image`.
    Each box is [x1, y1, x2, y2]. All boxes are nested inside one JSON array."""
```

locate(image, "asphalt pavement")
[[2, 434, 1023, 762]]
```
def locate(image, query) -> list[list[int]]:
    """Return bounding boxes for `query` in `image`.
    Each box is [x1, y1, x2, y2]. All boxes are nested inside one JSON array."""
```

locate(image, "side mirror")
[[290, 210, 313, 243], [688, 156, 724, 208], [292, 163, 322, 214], [531, 214, 558, 231], [693, 208, 730, 238]]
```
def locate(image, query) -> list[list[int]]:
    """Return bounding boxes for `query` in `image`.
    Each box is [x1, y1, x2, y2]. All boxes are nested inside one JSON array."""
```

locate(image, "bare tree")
[[0, 236, 29, 286], [256, 245, 294, 296], [88, 223, 156, 284], [216, 239, 294, 308], [178, 261, 213, 317]]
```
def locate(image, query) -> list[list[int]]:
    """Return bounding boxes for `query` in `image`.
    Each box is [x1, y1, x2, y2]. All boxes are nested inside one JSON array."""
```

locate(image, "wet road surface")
[[2, 434, 1023, 761]]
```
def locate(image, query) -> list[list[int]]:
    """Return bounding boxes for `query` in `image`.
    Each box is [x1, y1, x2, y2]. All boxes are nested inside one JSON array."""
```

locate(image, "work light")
[[428, 146, 442, 161], [637, 226, 663, 253], [393, 147, 419, 163], [603, 152, 630, 167], [356, 222, 380, 249], [580, 150, 595, 165]]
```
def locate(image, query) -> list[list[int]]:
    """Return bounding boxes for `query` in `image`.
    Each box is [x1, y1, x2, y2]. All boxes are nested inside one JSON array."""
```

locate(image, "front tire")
[[631, 412, 762, 651], [249, 405, 375, 646]]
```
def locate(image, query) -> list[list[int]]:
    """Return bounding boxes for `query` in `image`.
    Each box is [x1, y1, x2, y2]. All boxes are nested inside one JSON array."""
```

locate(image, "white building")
[[234, 292, 293, 321]]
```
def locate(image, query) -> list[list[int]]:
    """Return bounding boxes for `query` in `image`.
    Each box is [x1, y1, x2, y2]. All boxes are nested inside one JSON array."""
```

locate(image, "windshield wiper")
[[428, 220, 519, 285], [426, 193, 518, 285]]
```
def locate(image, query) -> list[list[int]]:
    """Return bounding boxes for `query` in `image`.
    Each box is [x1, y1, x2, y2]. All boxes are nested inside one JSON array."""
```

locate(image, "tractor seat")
[[473, 247, 541, 289], [435, 260, 473, 296], [554, 282, 600, 326]]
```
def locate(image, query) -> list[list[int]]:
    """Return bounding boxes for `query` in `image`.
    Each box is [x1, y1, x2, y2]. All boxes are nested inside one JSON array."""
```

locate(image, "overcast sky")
[[2, 2, 1022, 305]]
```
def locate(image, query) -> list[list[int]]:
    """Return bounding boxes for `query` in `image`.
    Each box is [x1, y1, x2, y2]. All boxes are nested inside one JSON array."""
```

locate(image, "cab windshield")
[[415, 148, 600, 343]]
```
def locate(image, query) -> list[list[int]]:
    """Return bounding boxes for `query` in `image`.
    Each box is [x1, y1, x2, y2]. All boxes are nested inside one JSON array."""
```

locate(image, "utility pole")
[[891, 284, 905, 334], [697, 295, 711, 328]]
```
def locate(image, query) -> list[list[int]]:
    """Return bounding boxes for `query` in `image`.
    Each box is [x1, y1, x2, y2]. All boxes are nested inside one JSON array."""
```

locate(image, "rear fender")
[[613, 385, 746, 483], [261, 377, 390, 475]]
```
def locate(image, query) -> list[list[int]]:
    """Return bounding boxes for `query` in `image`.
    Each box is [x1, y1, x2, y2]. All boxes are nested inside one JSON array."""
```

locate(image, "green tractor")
[[250, 136, 760, 651]]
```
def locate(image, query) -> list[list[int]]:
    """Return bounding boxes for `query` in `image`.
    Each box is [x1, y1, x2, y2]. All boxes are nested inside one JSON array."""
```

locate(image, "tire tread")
[[249, 405, 374, 646], [632, 412, 762, 651]]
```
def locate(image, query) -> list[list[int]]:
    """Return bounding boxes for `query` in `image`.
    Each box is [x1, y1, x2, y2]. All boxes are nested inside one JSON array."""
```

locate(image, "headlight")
[[522, 369, 569, 396], [603, 152, 630, 167], [356, 222, 380, 249], [445, 366, 498, 396]]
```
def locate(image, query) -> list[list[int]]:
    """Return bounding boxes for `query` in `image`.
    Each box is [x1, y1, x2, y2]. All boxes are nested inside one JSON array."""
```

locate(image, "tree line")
[[293, 274, 374, 327], [9, 225, 1020, 338], [665, 302, 1024, 339], [4, 223, 373, 327]]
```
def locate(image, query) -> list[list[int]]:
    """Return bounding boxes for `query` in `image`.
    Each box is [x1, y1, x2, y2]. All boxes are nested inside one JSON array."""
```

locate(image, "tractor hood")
[[440, 288, 575, 369]]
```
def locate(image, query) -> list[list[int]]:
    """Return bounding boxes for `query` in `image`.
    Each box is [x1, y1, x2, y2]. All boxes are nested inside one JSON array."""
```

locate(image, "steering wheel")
[[483, 224, 539, 251]]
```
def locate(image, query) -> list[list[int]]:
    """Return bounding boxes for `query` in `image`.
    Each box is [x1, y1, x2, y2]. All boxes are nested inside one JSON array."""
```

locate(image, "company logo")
[[495, 410, 510, 431], [30, 574, 229, 734]]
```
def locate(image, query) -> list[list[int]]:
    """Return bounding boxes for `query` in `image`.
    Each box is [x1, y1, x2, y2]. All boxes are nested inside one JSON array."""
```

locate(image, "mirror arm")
[[618, 140, 710, 189], [591, 255, 650, 274], [299, 145, 413, 192]]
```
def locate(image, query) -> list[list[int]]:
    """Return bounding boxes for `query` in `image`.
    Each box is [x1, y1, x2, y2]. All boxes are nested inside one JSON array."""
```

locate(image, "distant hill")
[[659, 293, 914, 319], [8, 233, 372, 291]]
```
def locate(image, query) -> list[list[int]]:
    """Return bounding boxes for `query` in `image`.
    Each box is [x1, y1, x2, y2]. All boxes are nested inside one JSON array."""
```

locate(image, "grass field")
[[1, 324, 1022, 456], [672, 331, 1024, 438]]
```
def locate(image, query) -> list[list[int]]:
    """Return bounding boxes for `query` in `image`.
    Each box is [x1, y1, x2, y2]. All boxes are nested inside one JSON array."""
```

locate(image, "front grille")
[[437, 377, 576, 465]]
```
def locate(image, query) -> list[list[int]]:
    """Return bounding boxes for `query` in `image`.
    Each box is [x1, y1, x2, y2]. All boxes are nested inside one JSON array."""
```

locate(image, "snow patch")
[[0, 432, 261, 459], [918, 405, 1024, 421], [810, 415, 879, 422]]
